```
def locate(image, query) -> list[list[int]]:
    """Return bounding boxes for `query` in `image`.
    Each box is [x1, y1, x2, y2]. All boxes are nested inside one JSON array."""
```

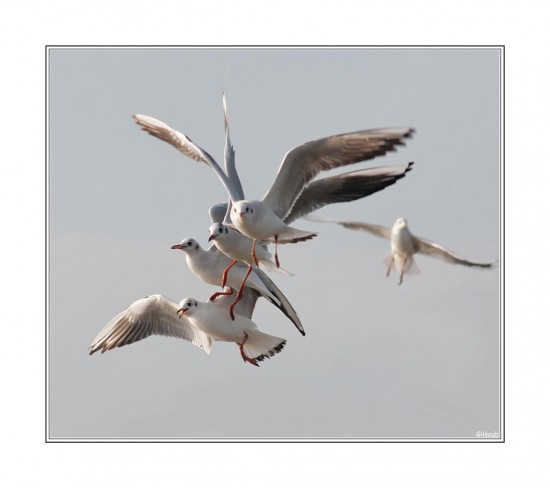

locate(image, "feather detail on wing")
[[262, 127, 415, 219], [284, 162, 414, 223], [89, 295, 212, 355], [412, 236, 496, 268]]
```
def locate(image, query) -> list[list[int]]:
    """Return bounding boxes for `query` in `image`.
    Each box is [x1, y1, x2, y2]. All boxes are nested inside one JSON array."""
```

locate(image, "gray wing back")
[[413, 236, 496, 268], [133, 114, 241, 202], [284, 162, 414, 224], [262, 127, 415, 219], [331, 220, 392, 240], [222, 93, 244, 200]]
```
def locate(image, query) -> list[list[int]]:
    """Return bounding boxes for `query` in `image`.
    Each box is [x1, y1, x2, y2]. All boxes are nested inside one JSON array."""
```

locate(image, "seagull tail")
[[395, 255, 420, 275], [258, 259, 294, 276], [275, 226, 318, 244], [242, 331, 286, 363]]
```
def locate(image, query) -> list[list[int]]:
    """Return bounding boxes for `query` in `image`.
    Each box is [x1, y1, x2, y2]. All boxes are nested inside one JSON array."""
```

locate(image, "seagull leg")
[[229, 265, 252, 320], [398, 257, 406, 286], [386, 254, 394, 278], [209, 287, 234, 302], [221, 259, 238, 288], [274, 235, 280, 268], [237, 333, 259, 367], [251, 238, 259, 267]]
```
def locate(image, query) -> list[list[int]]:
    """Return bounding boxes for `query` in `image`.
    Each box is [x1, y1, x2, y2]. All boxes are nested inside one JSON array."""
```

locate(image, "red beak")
[[208, 234, 216, 242], [177, 307, 189, 318], [171, 243, 186, 250]]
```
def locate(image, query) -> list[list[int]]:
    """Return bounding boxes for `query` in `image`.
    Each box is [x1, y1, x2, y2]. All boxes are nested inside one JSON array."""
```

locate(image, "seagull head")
[[177, 298, 198, 318], [394, 217, 408, 230], [171, 237, 200, 252], [232, 200, 256, 219], [208, 223, 229, 242]]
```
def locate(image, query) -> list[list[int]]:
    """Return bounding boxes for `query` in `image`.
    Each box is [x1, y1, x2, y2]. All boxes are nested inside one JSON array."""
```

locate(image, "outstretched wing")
[[285, 162, 414, 223], [412, 236, 496, 268], [262, 127, 415, 219], [133, 114, 241, 202], [89, 295, 212, 355]]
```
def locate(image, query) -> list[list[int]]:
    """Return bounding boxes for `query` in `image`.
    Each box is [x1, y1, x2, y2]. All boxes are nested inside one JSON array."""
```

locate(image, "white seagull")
[[133, 97, 414, 268], [89, 293, 213, 356], [208, 222, 292, 277], [177, 297, 286, 367], [170, 237, 304, 335], [327, 217, 497, 285], [89, 289, 283, 366]]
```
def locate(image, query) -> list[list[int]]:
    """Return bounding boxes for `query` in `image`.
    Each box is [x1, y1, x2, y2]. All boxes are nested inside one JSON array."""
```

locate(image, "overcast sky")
[[48, 47, 500, 440]]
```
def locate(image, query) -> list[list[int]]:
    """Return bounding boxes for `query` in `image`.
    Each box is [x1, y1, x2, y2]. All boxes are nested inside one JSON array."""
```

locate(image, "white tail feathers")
[[394, 254, 420, 275], [242, 330, 286, 362], [258, 259, 293, 276], [276, 226, 318, 244]]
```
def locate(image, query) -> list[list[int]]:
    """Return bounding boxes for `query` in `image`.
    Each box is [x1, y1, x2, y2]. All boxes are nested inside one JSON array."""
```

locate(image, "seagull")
[[89, 289, 282, 366], [208, 222, 292, 277], [170, 237, 305, 335], [89, 293, 213, 355], [323, 217, 497, 285], [133, 97, 414, 268], [177, 297, 286, 367]]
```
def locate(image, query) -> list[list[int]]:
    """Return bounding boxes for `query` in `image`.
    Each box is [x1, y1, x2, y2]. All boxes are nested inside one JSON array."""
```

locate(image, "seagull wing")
[[334, 220, 392, 240], [89, 295, 212, 355], [209, 202, 229, 224], [262, 127, 415, 219], [133, 114, 241, 202], [221, 93, 244, 222], [412, 236, 496, 268], [222, 93, 244, 200], [284, 162, 414, 224]]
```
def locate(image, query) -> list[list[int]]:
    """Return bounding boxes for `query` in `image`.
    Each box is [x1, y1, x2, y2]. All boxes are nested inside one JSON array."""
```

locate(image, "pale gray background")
[[48, 48, 500, 439]]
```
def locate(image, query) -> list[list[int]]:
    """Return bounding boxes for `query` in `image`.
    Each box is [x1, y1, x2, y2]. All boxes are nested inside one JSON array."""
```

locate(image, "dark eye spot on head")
[[187, 240, 192, 246], [195, 243, 199, 250], [251, 208, 254, 214]]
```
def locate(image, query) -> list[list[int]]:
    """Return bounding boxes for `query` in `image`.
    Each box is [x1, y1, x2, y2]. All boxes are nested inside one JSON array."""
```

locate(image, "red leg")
[[209, 288, 233, 302], [228, 265, 252, 320], [237, 333, 259, 367], [221, 259, 238, 288], [251, 238, 259, 267], [274, 235, 280, 268]]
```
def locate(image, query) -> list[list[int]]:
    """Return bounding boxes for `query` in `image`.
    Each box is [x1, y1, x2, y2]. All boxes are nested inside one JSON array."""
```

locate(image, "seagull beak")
[[171, 243, 186, 250], [177, 307, 189, 318], [208, 234, 216, 242]]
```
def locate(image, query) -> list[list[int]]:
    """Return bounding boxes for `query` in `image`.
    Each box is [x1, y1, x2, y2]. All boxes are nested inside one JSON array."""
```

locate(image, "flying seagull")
[[89, 288, 283, 367], [318, 217, 497, 285], [133, 100, 414, 269]]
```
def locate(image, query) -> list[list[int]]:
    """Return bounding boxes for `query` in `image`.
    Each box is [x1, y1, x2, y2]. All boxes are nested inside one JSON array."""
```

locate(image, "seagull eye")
[[187, 301, 193, 307], [187, 240, 192, 246]]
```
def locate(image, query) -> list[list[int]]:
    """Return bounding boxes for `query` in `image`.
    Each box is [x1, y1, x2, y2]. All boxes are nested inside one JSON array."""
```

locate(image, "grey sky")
[[48, 47, 500, 439]]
